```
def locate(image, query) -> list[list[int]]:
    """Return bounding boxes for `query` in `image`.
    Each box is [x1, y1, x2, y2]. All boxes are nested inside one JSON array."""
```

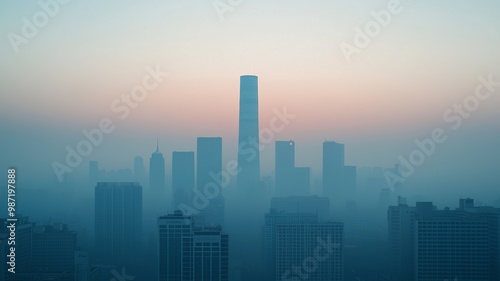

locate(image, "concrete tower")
[[237, 75, 261, 190]]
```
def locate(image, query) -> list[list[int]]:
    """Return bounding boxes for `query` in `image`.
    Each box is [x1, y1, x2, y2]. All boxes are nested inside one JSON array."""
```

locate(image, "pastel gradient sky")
[[1, 0, 499, 186]]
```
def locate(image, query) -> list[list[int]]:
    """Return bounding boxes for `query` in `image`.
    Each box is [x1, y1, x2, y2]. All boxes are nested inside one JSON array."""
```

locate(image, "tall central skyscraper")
[[237, 75, 261, 190]]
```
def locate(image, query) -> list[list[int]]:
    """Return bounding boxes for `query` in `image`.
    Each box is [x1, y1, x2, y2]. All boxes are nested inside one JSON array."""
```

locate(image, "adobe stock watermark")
[[384, 74, 499, 191], [7, 0, 71, 53], [340, 0, 415, 63], [110, 267, 135, 281], [178, 107, 296, 216], [51, 65, 169, 182], [213, 0, 242, 21], [281, 235, 341, 281]]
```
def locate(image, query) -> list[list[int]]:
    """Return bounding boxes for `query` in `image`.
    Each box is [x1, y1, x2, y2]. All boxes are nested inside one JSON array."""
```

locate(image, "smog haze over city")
[[1, 1, 500, 281]]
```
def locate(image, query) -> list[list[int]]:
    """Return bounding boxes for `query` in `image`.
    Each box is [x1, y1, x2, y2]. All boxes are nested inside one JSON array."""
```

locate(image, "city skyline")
[[1, 1, 499, 280], [1, 1, 500, 188]]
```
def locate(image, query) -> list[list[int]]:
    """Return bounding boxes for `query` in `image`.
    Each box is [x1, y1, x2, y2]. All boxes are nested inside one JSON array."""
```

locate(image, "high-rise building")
[[192, 227, 229, 281], [275, 140, 295, 196], [172, 151, 195, 209], [158, 211, 229, 281], [197, 137, 224, 226], [197, 137, 222, 191], [388, 199, 500, 281], [32, 224, 77, 274], [264, 210, 319, 281], [275, 140, 311, 196], [388, 200, 417, 281], [237, 75, 261, 190], [264, 209, 344, 281], [150, 140, 165, 194], [95, 182, 142, 266], [322, 141, 344, 199], [275, 221, 344, 281]]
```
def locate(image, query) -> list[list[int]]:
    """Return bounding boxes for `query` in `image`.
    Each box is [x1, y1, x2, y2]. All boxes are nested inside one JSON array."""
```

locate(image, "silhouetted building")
[[32, 224, 77, 274], [275, 140, 295, 196], [150, 140, 165, 194], [237, 75, 261, 190], [275, 140, 311, 196], [197, 137, 225, 227], [264, 210, 318, 281], [95, 182, 142, 266], [459, 197, 475, 210], [275, 221, 344, 281], [322, 141, 344, 199], [158, 211, 229, 281], [388, 199, 417, 281], [388, 199, 499, 281], [172, 151, 195, 209], [0, 218, 80, 281]]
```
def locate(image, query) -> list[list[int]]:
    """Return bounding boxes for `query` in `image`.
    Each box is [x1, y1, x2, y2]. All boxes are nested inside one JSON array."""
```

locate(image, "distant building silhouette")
[[388, 199, 417, 280], [95, 182, 142, 266], [149, 140, 165, 194], [172, 151, 195, 208], [322, 141, 344, 199], [264, 209, 344, 281], [197, 137, 225, 227], [275, 140, 311, 196], [388, 198, 499, 281], [276, 222, 343, 281], [32, 224, 77, 274], [275, 140, 295, 196], [264, 210, 318, 281], [0, 218, 84, 281], [158, 210, 229, 281], [237, 75, 261, 190]]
